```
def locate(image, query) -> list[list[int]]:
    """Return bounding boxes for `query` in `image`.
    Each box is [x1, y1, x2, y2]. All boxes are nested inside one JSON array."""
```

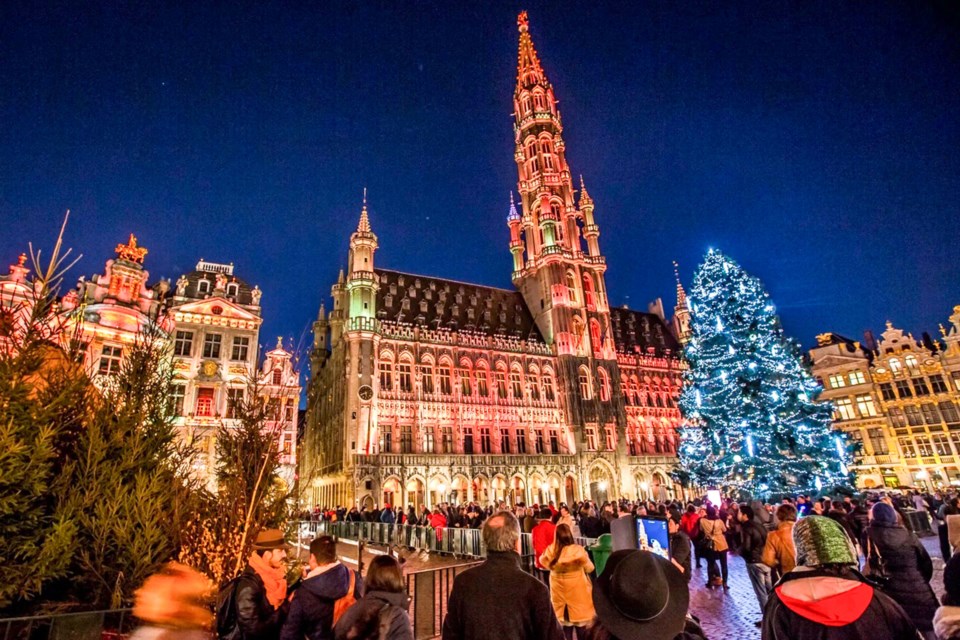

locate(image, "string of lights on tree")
[[677, 249, 852, 497]]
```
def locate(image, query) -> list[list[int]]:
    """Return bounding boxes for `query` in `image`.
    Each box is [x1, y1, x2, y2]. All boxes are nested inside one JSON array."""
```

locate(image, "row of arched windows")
[[379, 352, 557, 403]]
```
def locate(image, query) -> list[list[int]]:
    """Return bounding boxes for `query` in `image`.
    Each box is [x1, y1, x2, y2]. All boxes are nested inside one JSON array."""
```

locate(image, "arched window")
[[495, 362, 508, 399], [510, 365, 524, 399], [597, 367, 611, 402], [227, 282, 239, 298], [889, 358, 903, 376], [533, 92, 545, 110], [460, 359, 473, 396], [905, 355, 919, 373], [543, 368, 556, 402], [198, 279, 210, 295], [565, 271, 578, 304], [583, 273, 596, 310], [528, 366, 541, 401], [521, 94, 532, 114], [379, 353, 394, 391], [589, 319, 603, 356], [475, 361, 489, 397], [420, 357, 434, 394], [579, 366, 592, 399], [438, 359, 454, 395]]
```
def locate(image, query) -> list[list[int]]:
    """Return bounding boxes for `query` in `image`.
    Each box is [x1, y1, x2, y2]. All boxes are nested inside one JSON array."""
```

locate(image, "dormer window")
[[198, 280, 211, 295], [227, 283, 239, 297]]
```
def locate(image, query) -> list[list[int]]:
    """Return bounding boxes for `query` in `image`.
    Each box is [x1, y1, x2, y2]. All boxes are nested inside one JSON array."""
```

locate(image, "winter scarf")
[[248, 552, 287, 609]]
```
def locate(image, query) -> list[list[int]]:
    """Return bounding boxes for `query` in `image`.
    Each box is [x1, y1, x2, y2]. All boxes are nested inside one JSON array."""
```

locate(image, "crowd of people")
[[131, 489, 960, 640]]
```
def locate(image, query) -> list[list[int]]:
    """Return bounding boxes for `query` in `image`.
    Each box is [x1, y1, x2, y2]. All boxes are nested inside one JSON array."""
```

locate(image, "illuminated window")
[[565, 271, 578, 304], [855, 394, 878, 417], [379, 357, 394, 391], [439, 364, 453, 395], [510, 369, 523, 399], [231, 336, 249, 361], [904, 405, 923, 426], [579, 367, 592, 399], [916, 436, 933, 457], [170, 384, 186, 416], [848, 371, 866, 385], [932, 433, 951, 456], [905, 355, 920, 374], [898, 437, 916, 458], [834, 397, 857, 421], [202, 333, 222, 359], [479, 427, 492, 454], [98, 345, 122, 376], [195, 387, 215, 417], [931, 375, 949, 394], [441, 427, 453, 453], [271, 369, 282, 385], [226, 388, 244, 418], [597, 367, 611, 402], [174, 331, 194, 357], [516, 429, 527, 454], [605, 426, 616, 451], [543, 373, 556, 401], [828, 374, 846, 388], [585, 428, 597, 451], [398, 362, 413, 392], [423, 428, 435, 453], [889, 358, 903, 376]]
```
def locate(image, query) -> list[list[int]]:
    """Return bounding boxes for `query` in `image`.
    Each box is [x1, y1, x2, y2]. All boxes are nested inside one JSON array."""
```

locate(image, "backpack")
[[331, 570, 357, 627], [215, 576, 242, 640]]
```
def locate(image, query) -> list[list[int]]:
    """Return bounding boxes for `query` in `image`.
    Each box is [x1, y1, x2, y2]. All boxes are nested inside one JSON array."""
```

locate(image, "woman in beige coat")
[[539, 523, 595, 639]]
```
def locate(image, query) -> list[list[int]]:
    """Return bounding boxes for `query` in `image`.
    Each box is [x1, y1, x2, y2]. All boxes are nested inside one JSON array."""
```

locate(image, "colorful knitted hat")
[[793, 515, 857, 567]]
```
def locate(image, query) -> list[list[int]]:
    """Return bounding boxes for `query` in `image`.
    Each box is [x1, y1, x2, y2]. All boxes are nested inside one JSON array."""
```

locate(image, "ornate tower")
[[671, 262, 693, 346], [343, 196, 381, 456], [509, 12, 623, 461]]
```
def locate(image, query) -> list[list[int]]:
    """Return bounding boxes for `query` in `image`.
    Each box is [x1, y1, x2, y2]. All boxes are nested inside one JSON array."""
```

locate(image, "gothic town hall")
[[301, 14, 690, 511]]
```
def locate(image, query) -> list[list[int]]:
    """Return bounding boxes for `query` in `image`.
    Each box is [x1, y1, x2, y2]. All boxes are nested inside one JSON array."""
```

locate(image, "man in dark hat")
[[590, 549, 706, 640], [218, 528, 292, 640]]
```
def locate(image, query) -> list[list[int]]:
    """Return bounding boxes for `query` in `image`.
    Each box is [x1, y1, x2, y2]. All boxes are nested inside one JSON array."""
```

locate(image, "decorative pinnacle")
[[579, 175, 593, 205], [673, 261, 688, 307], [276, 336, 283, 350], [115, 233, 148, 264], [518, 10, 529, 32], [357, 189, 372, 234], [17, 253, 27, 267], [507, 191, 520, 221]]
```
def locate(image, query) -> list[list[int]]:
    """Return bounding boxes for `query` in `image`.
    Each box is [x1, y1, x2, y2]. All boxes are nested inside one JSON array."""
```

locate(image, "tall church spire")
[[516, 11, 548, 90]]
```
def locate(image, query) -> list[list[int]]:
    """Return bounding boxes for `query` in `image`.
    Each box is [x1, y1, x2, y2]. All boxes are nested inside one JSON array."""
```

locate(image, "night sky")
[[2, 2, 959, 361]]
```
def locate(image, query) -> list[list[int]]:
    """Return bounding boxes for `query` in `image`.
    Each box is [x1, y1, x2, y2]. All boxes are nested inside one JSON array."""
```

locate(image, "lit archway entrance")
[[636, 473, 648, 501], [474, 477, 489, 505], [383, 477, 401, 509], [652, 472, 668, 501], [492, 476, 507, 504], [429, 477, 447, 507], [451, 475, 469, 503], [589, 465, 613, 504], [564, 476, 576, 505], [406, 479, 425, 512], [511, 476, 526, 506]]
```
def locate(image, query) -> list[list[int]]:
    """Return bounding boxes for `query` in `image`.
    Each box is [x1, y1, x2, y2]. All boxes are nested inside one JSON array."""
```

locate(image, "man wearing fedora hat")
[[587, 549, 706, 640], [219, 529, 292, 640]]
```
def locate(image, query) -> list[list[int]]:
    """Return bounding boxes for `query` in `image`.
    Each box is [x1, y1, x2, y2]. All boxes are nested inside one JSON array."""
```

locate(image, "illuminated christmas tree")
[[678, 249, 851, 497]]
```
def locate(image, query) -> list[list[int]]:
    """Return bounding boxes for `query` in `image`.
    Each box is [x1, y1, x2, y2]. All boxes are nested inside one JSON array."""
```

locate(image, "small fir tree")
[[678, 249, 850, 497]]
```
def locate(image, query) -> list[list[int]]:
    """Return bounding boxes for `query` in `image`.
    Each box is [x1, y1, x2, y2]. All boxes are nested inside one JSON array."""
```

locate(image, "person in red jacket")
[[429, 507, 448, 545], [679, 504, 702, 569], [531, 508, 557, 581]]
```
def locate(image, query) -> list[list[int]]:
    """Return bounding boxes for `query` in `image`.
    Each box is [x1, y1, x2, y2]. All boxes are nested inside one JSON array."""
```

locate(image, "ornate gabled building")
[[0, 254, 39, 345], [301, 14, 687, 510], [165, 259, 298, 486], [810, 311, 960, 490], [61, 234, 170, 381]]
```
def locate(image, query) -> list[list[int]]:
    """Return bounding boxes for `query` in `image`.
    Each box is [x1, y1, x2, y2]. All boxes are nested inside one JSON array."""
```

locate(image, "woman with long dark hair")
[[539, 523, 595, 639], [334, 555, 412, 640], [699, 505, 729, 589]]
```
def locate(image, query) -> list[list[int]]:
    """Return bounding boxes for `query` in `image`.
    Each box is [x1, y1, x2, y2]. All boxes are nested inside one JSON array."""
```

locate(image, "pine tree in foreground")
[[677, 249, 851, 497]]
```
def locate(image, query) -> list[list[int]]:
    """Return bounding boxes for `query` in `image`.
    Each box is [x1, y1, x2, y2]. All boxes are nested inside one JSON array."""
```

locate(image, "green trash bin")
[[590, 533, 614, 576]]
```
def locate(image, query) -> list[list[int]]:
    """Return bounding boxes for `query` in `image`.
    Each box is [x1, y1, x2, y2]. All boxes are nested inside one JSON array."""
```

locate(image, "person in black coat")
[[863, 501, 939, 636], [578, 507, 603, 539], [281, 536, 363, 640], [738, 505, 771, 620], [763, 516, 918, 640], [441, 511, 562, 640], [334, 556, 411, 640]]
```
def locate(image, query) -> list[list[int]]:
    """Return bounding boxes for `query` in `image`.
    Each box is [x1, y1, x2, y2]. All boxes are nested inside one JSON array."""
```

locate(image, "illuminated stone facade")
[[166, 260, 299, 487], [301, 15, 687, 510], [810, 310, 960, 490]]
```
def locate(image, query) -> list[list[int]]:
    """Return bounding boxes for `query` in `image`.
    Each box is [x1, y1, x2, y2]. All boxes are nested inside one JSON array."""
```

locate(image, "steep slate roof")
[[176, 270, 258, 307], [609, 307, 680, 355], [374, 268, 545, 342]]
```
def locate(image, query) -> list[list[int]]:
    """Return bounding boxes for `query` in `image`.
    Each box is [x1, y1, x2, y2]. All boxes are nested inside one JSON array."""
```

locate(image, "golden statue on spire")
[[115, 233, 148, 264], [517, 10, 529, 31]]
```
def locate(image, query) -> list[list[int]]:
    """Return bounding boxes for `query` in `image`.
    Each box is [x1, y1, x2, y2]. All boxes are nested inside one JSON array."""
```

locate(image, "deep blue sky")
[[2, 1, 959, 358]]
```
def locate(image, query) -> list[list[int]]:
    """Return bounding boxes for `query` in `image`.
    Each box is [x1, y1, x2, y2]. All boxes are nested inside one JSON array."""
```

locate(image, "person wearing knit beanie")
[[762, 514, 920, 640], [793, 516, 858, 568], [869, 501, 899, 526]]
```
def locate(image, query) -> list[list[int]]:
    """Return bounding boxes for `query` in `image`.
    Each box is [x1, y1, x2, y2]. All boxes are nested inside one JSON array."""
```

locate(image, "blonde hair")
[[133, 562, 214, 629]]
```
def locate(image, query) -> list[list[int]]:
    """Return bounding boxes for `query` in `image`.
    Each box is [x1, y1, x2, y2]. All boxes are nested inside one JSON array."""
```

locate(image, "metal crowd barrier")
[[297, 520, 596, 563], [405, 561, 482, 639], [0, 609, 135, 640]]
